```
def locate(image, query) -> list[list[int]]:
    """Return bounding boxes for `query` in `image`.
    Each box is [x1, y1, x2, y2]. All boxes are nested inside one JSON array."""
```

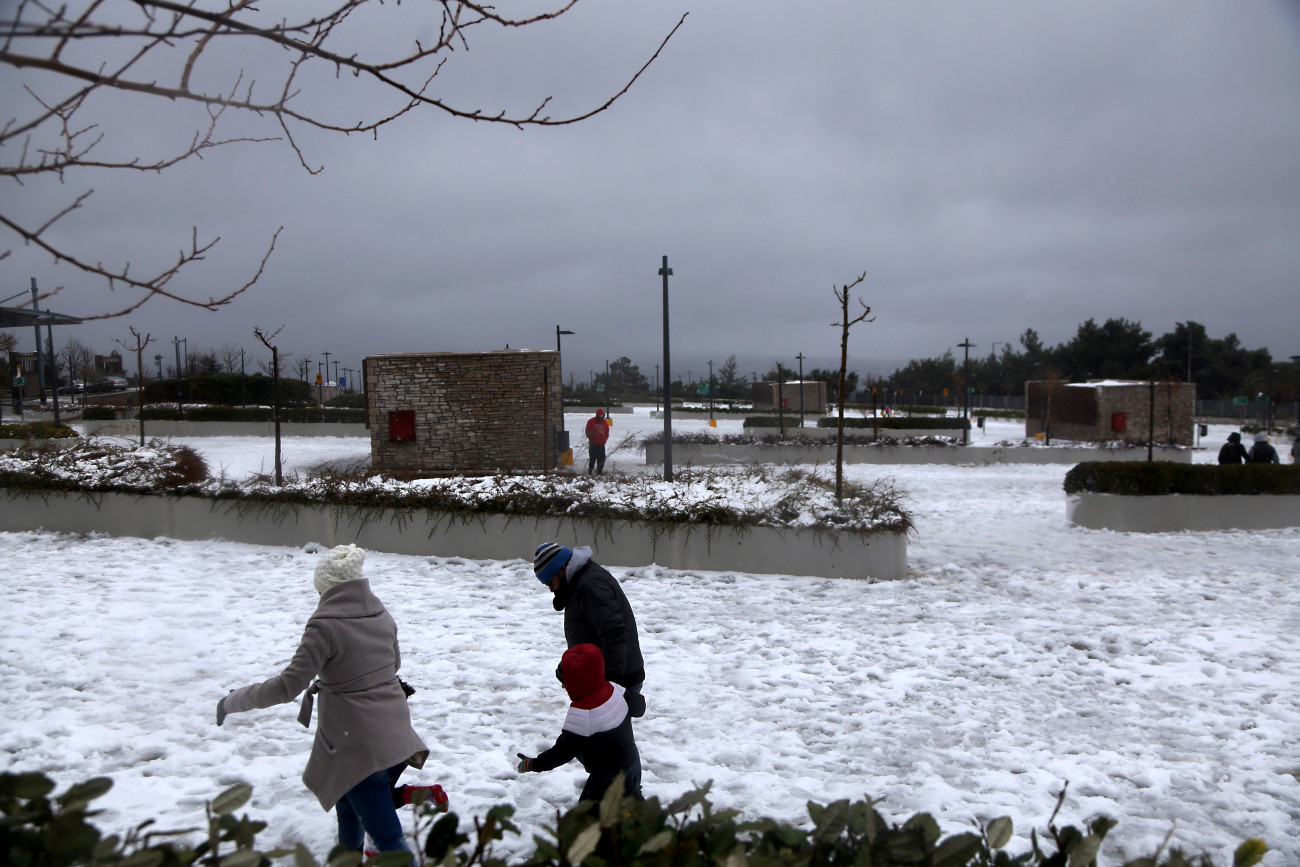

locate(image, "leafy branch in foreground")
[[0, 772, 1267, 867]]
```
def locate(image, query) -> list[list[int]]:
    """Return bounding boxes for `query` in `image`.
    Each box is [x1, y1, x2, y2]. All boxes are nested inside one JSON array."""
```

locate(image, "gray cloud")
[[6, 0, 1298, 382]]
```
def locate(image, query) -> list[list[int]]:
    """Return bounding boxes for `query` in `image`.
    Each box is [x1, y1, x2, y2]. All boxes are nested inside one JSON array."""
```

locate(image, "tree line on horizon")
[[569, 319, 1296, 405]]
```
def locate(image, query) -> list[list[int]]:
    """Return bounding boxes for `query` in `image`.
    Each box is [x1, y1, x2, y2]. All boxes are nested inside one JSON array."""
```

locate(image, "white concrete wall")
[[645, 443, 1193, 466], [83, 420, 368, 438], [1067, 493, 1300, 532], [0, 490, 907, 581], [746, 426, 966, 440]]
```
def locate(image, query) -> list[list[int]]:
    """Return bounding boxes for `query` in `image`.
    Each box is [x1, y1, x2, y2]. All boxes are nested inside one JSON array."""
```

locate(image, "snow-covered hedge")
[[0, 439, 912, 534]]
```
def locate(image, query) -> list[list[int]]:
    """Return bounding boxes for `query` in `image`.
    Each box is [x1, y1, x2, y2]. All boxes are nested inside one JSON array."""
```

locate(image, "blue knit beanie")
[[534, 542, 572, 583]]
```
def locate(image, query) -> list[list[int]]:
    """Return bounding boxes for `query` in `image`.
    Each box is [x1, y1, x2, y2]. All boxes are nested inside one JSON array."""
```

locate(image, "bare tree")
[[253, 325, 285, 485], [58, 337, 95, 402], [292, 356, 313, 382], [2, 3, 687, 315], [113, 328, 154, 446], [832, 272, 871, 500], [217, 343, 242, 375]]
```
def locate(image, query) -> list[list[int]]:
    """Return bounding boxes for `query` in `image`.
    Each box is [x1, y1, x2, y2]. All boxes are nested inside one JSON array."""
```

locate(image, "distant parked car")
[[86, 379, 116, 394], [105, 376, 128, 391], [57, 380, 85, 395]]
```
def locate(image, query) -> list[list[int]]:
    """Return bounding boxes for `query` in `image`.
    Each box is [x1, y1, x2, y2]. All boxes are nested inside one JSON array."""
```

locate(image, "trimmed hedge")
[[817, 417, 970, 431], [137, 406, 366, 423], [0, 422, 78, 440], [80, 406, 118, 421], [1064, 461, 1300, 496], [142, 373, 316, 407], [0, 771, 1266, 867]]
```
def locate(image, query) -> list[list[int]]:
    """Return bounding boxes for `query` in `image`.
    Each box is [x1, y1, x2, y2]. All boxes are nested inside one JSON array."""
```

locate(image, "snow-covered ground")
[[1, 409, 1297, 864]]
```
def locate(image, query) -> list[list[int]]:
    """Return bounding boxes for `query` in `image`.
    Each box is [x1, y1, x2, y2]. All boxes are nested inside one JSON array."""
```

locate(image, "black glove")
[[216, 696, 228, 727], [516, 753, 534, 773], [626, 691, 646, 719], [400, 679, 416, 697]]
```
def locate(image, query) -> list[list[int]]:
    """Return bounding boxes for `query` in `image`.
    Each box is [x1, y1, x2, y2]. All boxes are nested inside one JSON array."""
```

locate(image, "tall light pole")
[[659, 255, 674, 481], [556, 326, 573, 433], [796, 352, 806, 429], [332, 359, 339, 388], [707, 359, 714, 421], [958, 338, 976, 445], [322, 351, 332, 388], [317, 360, 324, 406]]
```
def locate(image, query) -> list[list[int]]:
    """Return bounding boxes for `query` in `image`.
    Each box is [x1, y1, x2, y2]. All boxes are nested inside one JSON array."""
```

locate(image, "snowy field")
[[1, 409, 1298, 864]]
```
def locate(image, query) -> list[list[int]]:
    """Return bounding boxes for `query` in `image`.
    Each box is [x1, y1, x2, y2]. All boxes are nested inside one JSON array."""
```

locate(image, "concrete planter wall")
[[645, 443, 1193, 466], [0, 489, 907, 581], [1067, 493, 1300, 532], [82, 420, 368, 438], [746, 426, 966, 440]]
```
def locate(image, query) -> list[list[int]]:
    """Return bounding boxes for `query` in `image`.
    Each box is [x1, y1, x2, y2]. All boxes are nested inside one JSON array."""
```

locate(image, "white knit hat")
[[313, 544, 366, 594]]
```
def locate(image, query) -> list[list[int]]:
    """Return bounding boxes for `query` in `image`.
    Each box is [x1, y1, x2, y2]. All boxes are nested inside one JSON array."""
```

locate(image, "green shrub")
[[0, 771, 1266, 867], [142, 373, 316, 407], [971, 409, 1025, 419], [743, 416, 792, 428], [0, 422, 78, 439], [137, 406, 366, 423], [817, 416, 970, 431], [80, 406, 118, 421], [326, 392, 367, 409], [1064, 461, 1300, 496]]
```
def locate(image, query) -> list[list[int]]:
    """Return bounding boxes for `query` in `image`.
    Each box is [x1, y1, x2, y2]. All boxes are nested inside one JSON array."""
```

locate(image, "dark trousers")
[[587, 443, 606, 474]]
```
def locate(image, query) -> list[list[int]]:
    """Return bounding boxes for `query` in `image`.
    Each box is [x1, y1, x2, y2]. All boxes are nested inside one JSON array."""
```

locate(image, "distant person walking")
[[585, 408, 610, 475], [1217, 432, 1250, 464], [1249, 433, 1279, 464]]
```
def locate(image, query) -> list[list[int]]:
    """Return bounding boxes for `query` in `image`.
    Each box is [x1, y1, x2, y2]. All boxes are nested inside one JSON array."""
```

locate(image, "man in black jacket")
[[1217, 431, 1250, 464], [533, 542, 645, 717]]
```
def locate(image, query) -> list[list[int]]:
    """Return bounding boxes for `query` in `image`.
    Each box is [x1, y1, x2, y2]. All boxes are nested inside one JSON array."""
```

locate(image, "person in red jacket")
[[585, 408, 610, 474]]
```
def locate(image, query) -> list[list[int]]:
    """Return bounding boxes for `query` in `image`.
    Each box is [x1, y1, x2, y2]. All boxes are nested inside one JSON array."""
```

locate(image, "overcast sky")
[[5, 0, 1299, 384]]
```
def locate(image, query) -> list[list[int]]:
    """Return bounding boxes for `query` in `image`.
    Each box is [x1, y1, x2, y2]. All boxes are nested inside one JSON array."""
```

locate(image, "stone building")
[[363, 350, 563, 478], [1025, 379, 1196, 446], [751, 380, 827, 415]]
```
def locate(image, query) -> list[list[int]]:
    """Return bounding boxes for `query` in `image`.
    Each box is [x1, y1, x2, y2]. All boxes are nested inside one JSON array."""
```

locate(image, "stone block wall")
[[751, 380, 827, 414], [1026, 380, 1196, 446], [363, 351, 562, 477]]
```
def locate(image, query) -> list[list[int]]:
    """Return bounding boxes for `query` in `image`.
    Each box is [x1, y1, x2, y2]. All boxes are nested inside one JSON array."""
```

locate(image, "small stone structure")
[[1025, 379, 1196, 446], [752, 380, 827, 414], [363, 350, 562, 477]]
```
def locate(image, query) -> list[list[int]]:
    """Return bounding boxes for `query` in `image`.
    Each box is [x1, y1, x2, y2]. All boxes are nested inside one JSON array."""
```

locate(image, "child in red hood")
[[515, 643, 644, 801]]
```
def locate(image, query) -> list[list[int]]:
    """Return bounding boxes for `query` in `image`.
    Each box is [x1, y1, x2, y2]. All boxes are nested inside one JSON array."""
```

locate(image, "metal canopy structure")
[[0, 305, 83, 328]]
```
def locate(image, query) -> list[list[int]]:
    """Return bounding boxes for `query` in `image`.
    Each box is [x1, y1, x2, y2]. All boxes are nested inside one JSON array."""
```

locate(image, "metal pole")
[[708, 359, 714, 421], [29, 279, 46, 406], [240, 349, 246, 408], [958, 338, 975, 445], [173, 336, 184, 420], [46, 320, 61, 424], [556, 326, 573, 433], [796, 352, 805, 429], [659, 255, 674, 481]]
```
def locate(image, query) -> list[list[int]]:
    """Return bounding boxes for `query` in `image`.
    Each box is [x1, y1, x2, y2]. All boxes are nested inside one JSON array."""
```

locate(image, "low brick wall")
[[1067, 493, 1300, 532], [0, 490, 908, 580]]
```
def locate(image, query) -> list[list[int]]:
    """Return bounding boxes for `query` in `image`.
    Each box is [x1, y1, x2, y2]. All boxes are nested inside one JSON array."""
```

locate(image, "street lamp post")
[[796, 352, 806, 429], [317, 360, 324, 406], [707, 359, 714, 421], [556, 326, 574, 435], [659, 255, 674, 482], [958, 338, 976, 445]]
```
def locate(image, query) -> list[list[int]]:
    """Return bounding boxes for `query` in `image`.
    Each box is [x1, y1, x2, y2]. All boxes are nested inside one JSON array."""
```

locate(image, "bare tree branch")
[[2, 1, 687, 316]]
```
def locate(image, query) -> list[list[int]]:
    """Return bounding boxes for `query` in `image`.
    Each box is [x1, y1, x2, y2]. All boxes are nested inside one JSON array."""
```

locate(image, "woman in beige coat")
[[217, 544, 432, 855]]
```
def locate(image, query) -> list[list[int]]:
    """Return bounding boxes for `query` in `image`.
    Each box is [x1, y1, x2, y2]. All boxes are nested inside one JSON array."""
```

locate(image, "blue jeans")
[[336, 763, 409, 853]]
